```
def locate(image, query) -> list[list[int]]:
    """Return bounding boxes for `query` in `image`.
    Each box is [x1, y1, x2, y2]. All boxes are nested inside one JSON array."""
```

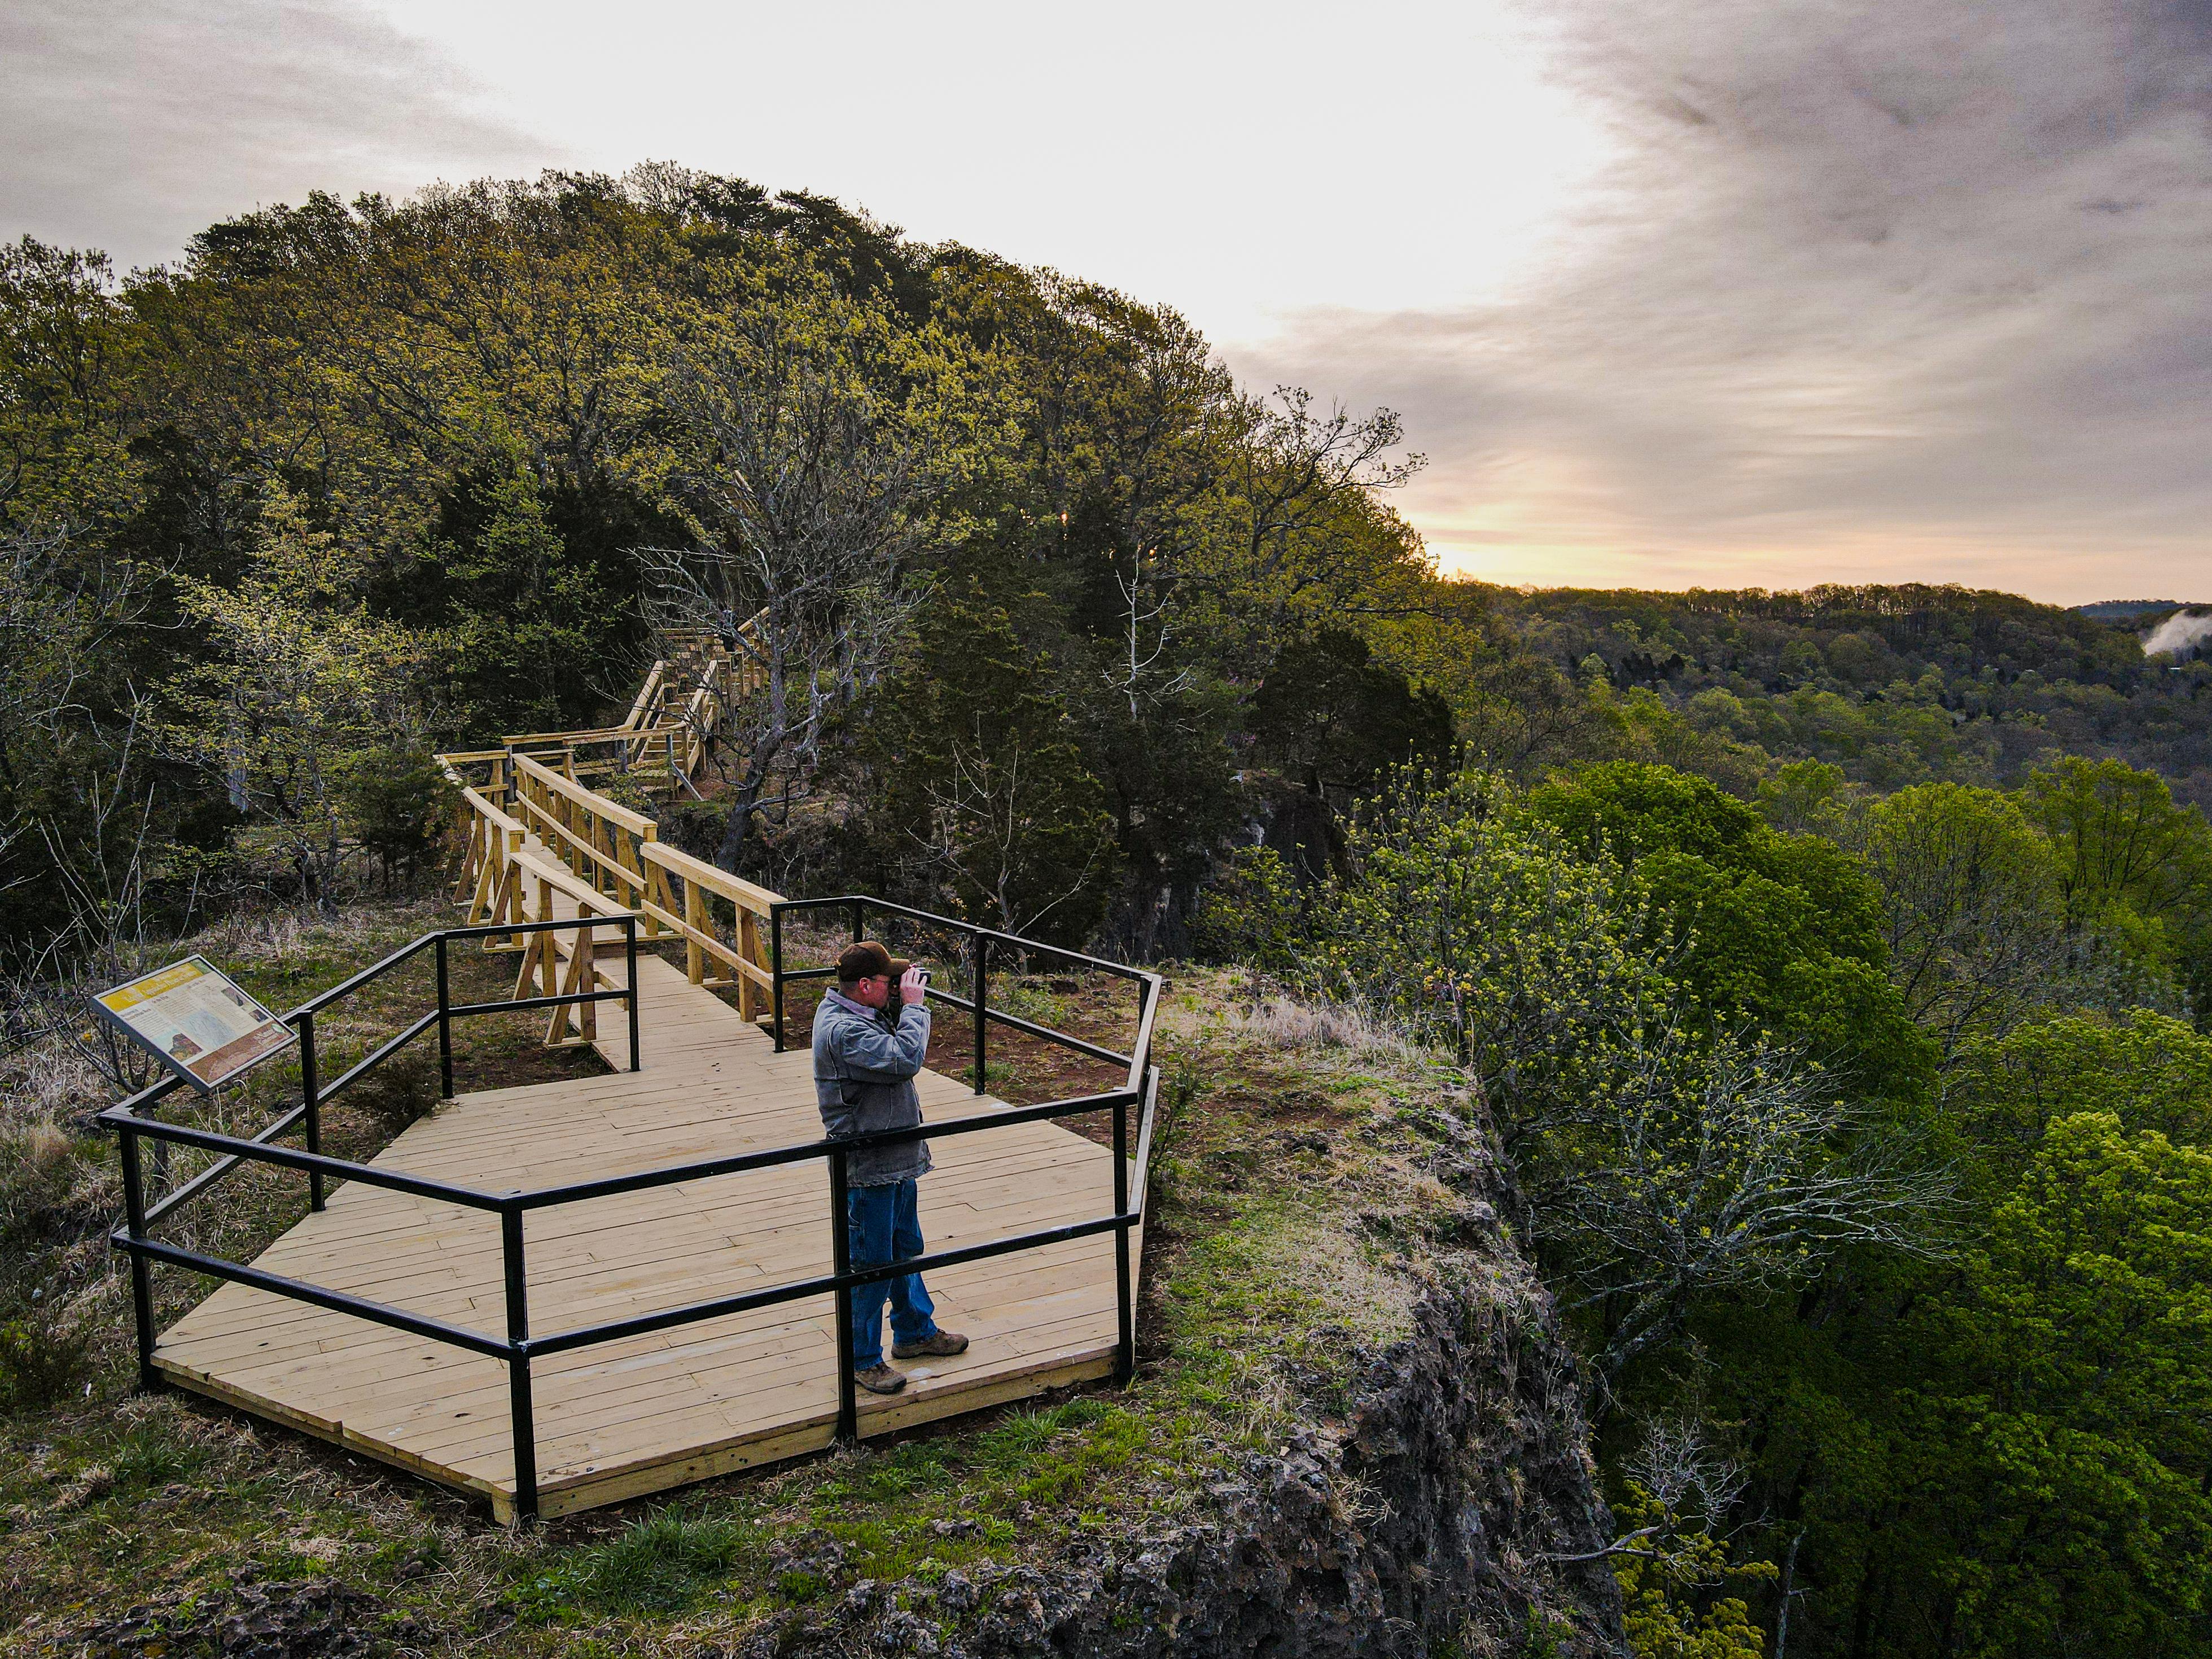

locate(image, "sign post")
[[92, 957, 296, 1095]]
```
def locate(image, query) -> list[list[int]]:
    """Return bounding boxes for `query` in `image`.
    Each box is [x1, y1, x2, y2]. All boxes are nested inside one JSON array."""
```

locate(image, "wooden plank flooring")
[[152, 891, 1133, 1520]]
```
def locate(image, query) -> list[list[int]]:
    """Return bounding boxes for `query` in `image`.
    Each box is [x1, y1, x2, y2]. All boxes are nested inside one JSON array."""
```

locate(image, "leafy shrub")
[[344, 746, 446, 890], [0, 1308, 90, 1412], [110, 1420, 214, 1491], [1189, 845, 1304, 971], [512, 1505, 748, 1619]]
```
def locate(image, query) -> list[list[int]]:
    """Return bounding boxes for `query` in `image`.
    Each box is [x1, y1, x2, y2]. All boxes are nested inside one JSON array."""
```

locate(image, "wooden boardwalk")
[[150, 939, 1133, 1520]]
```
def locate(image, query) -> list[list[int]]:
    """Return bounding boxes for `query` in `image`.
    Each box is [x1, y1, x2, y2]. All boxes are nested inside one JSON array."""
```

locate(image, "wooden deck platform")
[[151, 946, 1133, 1520]]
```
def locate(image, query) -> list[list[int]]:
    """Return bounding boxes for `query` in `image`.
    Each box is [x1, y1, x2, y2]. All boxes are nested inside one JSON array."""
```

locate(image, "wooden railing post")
[[737, 907, 760, 1021], [635, 822, 660, 936]]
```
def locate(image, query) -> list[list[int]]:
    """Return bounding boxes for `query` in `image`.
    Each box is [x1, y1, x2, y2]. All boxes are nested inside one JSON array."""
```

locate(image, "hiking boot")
[[892, 1330, 970, 1359], [856, 1362, 907, 1395]]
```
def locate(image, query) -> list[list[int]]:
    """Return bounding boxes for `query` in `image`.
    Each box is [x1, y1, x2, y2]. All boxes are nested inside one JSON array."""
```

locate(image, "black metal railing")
[[102, 896, 1161, 1524]]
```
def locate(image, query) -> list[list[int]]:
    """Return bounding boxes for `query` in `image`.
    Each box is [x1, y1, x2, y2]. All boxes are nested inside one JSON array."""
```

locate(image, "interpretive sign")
[[93, 957, 296, 1093]]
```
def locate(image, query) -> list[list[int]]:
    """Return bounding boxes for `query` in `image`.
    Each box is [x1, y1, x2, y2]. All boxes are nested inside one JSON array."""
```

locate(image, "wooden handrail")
[[621, 660, 669, 731], [639, 839, 780, 911], [514, 845, 628, 916], [440, 613, 795, 1036], [502, 723, 687, 749], [634, 840, 778, 1006], [511, 752, 656, 836], [459, 786, 523, 837]]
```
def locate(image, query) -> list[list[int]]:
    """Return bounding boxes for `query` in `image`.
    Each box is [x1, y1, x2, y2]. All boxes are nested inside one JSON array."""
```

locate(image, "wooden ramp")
[[150, 947, 1132, 1520]]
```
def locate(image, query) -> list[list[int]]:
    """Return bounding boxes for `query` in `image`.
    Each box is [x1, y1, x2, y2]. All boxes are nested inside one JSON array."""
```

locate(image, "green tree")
[[2017, 755, 2211, 1016], [1858, 782, 2070, 1069], [1521, 762, 1931, 1096], [0, 237, 139, 532], [868, 582, 1120, 943], [1892, 1113, 2212, 1655], [164, 488, 435, 903], [2020, 756, 2212, 923], [641, 247, 977, 872]]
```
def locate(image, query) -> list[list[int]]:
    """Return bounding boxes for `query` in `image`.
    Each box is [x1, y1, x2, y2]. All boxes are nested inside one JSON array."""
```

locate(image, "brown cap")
[[836, 940, 912, 984]]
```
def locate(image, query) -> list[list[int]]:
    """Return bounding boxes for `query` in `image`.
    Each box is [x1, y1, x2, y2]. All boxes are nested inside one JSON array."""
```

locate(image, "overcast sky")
[[5, 0, 2207, 603]]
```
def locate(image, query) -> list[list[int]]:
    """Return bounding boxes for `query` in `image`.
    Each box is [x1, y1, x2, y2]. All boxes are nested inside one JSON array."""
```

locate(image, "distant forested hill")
[[1469, 581, 2212, 807]]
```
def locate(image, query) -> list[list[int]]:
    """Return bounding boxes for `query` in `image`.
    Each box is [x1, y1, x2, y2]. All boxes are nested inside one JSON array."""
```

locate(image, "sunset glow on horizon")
[[7, 0, 2210, 606]]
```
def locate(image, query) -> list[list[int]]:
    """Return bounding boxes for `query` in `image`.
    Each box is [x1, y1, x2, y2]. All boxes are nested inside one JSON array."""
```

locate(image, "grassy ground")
[[1, 901, 1484, 1658]]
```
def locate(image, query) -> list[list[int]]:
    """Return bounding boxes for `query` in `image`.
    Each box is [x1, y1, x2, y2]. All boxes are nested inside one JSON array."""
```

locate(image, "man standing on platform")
[[812, 940, 970, 1394]]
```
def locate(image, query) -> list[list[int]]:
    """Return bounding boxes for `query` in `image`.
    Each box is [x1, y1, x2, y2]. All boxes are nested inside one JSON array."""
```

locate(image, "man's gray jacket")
[[812, 988, 933, 1187]]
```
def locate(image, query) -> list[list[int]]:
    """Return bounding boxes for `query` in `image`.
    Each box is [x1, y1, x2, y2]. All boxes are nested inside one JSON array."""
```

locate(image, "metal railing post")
[[1114, 1094, 1133, 1384], [119, 1123, 160, 1391], [971, 933, 988, 1096], [830, 1147, 857, 1443], [299, 1011, 324, 1212], [849, 899, 864, 944], [501, 1203, 539, 1522], [770, 905, 786, 1053], [625, 915, 641, 1072], [435, 935, 454, 1100]]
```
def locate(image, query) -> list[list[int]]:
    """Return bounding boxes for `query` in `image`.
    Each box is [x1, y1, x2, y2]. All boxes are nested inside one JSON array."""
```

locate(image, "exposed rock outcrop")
[[756, 1149, 1628, 1658]]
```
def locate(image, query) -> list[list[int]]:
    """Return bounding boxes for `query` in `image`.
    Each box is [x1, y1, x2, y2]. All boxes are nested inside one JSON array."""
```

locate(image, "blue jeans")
[[847, 1178, 936, 1368]]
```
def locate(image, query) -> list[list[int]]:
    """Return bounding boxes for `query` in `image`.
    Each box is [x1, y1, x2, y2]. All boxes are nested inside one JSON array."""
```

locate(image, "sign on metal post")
[[92, 957, 296, 1094]]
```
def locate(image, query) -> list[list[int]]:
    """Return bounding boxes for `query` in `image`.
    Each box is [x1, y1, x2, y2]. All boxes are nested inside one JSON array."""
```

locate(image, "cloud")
[[0, 0, 564, 270], [1228, 0, 2212, 600]]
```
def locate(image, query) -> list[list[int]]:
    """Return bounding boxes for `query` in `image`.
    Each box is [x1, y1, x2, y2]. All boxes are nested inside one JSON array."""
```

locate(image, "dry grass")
[[1210, 985, 1424, 1066]]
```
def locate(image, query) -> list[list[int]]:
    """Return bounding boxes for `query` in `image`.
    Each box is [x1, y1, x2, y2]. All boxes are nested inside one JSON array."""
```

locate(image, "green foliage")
[[342, 745, 445, 887], [1486, 583, 2187, 793], [374, 457, 646, 736], [865, 579, 1120, 943], [510, 1505, 748, 1620], [2019, 754, 2212, 921], [1612, 1489, 1774, 1659], [1952, 1010, 2212, 1163], [1521, 762, 1929, 1093], [1189, 844, 1304, 971], [1309, 769, 1660, 1117], [1858, 781, 2073, 1063], [1246, 764, 1943, 1399], [1248, 627, 1455, 793], [1889, 1113, 2212, 1655], [0, 1311, 88, 1412], [2017, 754, 2212, 1014], [164, 486, 437, 902], [0, 238, 140, 532], [1751, 759, 1847, 836]]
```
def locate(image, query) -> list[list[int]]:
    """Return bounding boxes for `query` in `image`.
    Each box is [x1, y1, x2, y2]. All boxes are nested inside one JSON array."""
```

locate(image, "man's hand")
[[899, 965, 926, 1007]]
